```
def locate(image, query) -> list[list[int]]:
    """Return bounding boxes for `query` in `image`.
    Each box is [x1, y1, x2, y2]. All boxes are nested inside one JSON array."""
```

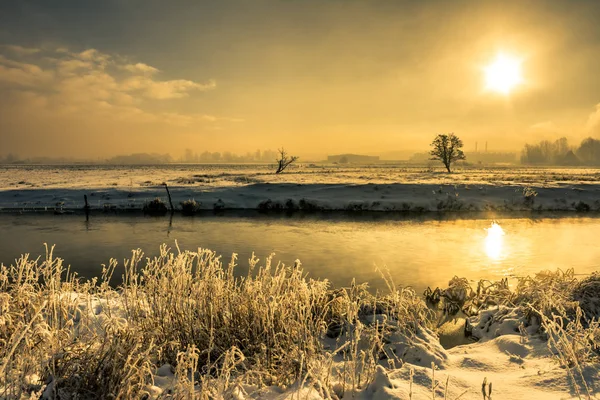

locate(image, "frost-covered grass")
[[428, 269, 600, 398], [1, 246, 599, 399], [143, 197, 169, 215], [3, 164, 600, 189], [180, 199, 201, 215], [0, 245, 433, 398]]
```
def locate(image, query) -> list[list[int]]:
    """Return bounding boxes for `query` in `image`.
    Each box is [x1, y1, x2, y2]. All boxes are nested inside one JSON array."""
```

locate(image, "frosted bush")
[[0, 245, 435, 398]]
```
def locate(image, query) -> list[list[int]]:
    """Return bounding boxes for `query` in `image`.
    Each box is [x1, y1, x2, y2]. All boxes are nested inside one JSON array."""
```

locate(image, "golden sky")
[[1, 0, 600, 160]]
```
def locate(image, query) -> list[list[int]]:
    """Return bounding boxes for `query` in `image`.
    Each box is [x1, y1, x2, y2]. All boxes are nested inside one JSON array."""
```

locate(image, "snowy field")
[[2, 164, 600, 212]]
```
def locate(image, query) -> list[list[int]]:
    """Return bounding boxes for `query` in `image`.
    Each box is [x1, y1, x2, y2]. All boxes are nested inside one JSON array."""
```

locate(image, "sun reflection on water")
[[485, 222, 505, 260]]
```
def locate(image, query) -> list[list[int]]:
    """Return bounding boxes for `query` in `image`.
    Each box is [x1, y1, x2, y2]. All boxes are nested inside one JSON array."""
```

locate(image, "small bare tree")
[[275, 148, 298, 174], [429, 133, 466, 173]]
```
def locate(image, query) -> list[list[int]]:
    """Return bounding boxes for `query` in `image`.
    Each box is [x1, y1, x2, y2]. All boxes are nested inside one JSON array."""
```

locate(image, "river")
[[1, 212, 598, 293]]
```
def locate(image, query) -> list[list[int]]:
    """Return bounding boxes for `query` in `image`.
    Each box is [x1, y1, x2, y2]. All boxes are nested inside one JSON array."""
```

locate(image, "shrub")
[[522, 187, 538, 208], [574, 201, 591, 212], [0, 245, 437, 398], [143, 198, 168, 215], [257, 199, 284, 211], [180, 199, 201, 215], [213, 198, 226, 211], [298, 198, 321, 211]]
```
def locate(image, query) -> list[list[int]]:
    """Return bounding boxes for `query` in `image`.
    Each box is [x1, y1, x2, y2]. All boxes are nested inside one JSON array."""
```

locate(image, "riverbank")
[[1, 246, 598, 399], [2, 182, 600, 213], [2, 164, 600, 213]]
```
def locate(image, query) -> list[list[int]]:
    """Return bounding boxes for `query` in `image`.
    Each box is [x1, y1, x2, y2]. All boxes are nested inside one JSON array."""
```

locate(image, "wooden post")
[[84, 194, 90, 222], [164, 183, 174, 212]]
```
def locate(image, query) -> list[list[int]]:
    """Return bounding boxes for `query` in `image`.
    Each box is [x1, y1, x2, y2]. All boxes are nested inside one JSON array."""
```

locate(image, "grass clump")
[[180, 198, 201, 215], [143, 197, 168, 215], [0, 247, 154, 399], [0, 245, 435, 398], [521, 186, 538, 208], [124, 247, 330, 385]]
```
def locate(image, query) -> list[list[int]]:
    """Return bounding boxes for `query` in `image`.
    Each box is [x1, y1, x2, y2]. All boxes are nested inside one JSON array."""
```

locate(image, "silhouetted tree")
[[275, 148, 298, 174], [184, 148, 197, 163], [199, 151, 212, 162], [520, 137, 573, 165], [429, 133, 466, 173], [576, 138, 600, 165], [3, 153, 19, 164], [211, 152, 221, 162]]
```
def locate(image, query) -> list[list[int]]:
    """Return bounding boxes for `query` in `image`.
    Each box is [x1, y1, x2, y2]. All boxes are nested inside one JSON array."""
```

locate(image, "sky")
[[1, 0, 600, 160]]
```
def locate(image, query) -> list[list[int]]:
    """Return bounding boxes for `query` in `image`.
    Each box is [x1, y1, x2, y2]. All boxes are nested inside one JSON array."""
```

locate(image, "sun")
[[484, 53, 523, 94]]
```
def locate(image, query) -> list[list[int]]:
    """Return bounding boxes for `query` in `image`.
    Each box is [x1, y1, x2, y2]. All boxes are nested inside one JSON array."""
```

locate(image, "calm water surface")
[[0, 213, 599, 293]]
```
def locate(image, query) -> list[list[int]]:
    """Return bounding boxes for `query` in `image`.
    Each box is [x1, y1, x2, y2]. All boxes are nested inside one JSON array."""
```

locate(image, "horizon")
[[0, 146, 523, 163]]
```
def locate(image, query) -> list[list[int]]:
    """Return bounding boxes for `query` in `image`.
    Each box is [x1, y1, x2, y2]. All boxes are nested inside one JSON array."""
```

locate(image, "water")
[[1, 212, 599, 293]]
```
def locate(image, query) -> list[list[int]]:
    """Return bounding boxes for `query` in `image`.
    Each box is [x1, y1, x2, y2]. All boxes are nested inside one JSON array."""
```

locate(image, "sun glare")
[[484, 222, 505, 260], [484, 53, 523, 94]]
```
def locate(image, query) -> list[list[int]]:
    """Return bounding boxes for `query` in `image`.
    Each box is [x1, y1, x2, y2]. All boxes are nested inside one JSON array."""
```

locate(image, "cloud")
[[76, 49, 110, 65], [122, 63, 159, 75], [529, 121, 559, 133], [159, 113, 241, 127], [123, 76, 216, 99], [2, 45, 41, 56], [0, 56, 53, 87], [56, 58, 96, 74], [0, 46, 221, 126]]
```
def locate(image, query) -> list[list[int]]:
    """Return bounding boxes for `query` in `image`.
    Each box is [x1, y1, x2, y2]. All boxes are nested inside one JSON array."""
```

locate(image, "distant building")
[[327, 154, 380, 164], [559, 150, 581, 166]]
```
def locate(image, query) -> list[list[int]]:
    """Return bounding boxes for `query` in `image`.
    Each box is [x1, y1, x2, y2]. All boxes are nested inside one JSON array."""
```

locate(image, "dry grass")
[[1, 245, 598, 398], [0, 244, 433, 398], [428, 268, 600, 399]]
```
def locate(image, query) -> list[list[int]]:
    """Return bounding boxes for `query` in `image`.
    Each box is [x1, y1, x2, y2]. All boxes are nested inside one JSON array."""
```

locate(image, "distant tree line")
[[0, 153, 84, 165], [181, 148, 280, 163], [0, 152, 176, 165], [520, 137, 600, 166], [0, 153, 23, 164], [0, 149, 286, 165], [106, 153, 173, 164]]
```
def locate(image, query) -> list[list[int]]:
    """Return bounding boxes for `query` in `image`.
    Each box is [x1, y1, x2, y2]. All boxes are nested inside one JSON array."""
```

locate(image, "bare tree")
[[429, 133, 466, 173], [275, 148, 298, 174]]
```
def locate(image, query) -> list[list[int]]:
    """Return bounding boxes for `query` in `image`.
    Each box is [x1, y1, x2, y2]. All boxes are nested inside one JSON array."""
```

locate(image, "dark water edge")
[[3, 207, 600, 221]]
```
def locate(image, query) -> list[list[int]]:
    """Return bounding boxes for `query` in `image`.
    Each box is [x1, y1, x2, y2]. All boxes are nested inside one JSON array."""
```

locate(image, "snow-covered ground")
[[147, 330, 592, 399], [2, 164, 600, 212], [20, 291, 600, 400], [1, 238, 598, 399]]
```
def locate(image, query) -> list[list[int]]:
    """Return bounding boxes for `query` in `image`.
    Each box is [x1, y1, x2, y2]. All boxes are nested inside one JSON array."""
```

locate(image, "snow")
[[2, 164, 600, 212], [47, 294, 595, 399], [2, 277, 597, 400], [2, 164, 599, 399], [143, 331, 596, 399]]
